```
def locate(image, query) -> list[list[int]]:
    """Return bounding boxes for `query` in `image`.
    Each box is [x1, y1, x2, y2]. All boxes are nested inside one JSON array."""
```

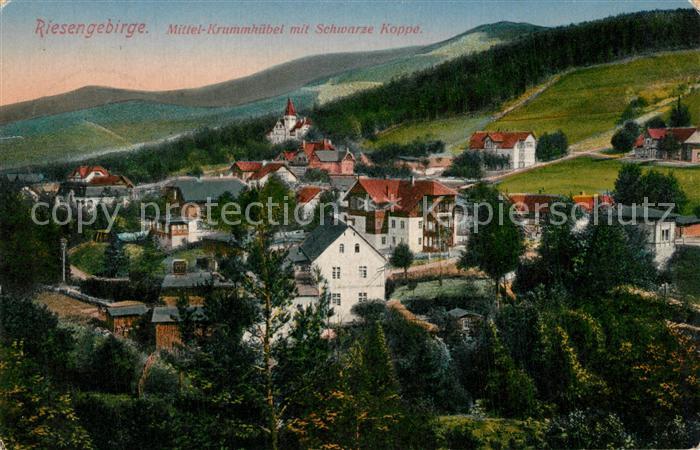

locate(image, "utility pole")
[[60, 237, 67, 284]]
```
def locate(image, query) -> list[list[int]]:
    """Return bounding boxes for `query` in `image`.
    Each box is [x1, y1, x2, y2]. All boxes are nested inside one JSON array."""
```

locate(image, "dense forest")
[[312, 9, 700, 139], [1, 178, 699, 448]]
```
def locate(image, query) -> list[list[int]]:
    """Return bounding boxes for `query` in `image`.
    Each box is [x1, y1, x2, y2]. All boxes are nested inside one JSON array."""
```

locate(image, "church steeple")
[[284, 98, 297, 116]]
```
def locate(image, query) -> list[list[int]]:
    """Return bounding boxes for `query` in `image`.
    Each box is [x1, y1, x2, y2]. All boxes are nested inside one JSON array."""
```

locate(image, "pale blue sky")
[[0, 0, 692, 104]]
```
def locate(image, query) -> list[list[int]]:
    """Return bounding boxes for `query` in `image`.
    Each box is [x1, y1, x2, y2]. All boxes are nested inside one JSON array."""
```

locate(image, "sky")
[[0, 0, 693, 106]]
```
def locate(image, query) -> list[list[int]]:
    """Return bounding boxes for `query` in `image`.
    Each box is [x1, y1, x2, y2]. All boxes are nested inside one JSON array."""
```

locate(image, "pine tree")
[[669, 97, 691, 127], [103, 231, 128, 277]]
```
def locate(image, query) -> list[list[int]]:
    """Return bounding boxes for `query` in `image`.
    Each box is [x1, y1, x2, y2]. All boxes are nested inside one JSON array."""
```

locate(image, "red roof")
[[572, 193, 614, 212], [292, 117, 312, 130], [285, 98, 296, 116], [232, 161, 263, 172], [469, 131, 534, 149], [88, 175, 134, 188], [643, 127, 697, 143], [508, 193, 561, 214], [296, 186, 323, 204], [351, 178, 457, 213], [69, 165, 109, 179], [250, 163, 293, 181], [508, 193, 614, 214], [301, 139, 335, 158]]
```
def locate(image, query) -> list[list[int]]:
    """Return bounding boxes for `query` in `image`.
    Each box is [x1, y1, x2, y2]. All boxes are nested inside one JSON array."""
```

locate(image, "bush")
[[74, 393, 176, 450], [536, 130, 568, 161], [546, 409, 636, 449], [437, 416, 546, 449]]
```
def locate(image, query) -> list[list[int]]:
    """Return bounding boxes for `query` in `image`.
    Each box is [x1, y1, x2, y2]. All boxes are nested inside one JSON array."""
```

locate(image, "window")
[[661, 229, 670, 241], [355, 243, 360, 253], [418, 220, 423, 229], [358, 292, 368, 302], [359, 266, 367, 278], [391, 219, 396, 229], [381, 236, 387, 245], [339, 244, 344, 253], [400, 220, 405, 229], [418, 237, 422, 245], [331, 293, 341, 305], [392, 237, 396, 244], [332, 267, 341, 279]]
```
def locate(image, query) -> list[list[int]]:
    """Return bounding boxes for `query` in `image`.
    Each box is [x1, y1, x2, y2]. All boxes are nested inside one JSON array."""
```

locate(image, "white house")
[[247, 162, 299, 188], [57, 165, 133, 210], [266, 98, 312, 144], [615, 205, 677, 267], [288, 222, 386, 323], [469, 131, 537, 169], [342, 177, 458, 254], [296, 186, 325, 220]]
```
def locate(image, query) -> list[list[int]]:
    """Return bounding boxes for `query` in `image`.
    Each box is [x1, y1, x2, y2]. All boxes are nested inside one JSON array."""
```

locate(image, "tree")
[[610, 121, 640, 153], [536, 130, 569, 161], [0, 343, 94, 449], [458, 186, 524, 308], [289, 323, 412, 449], [0, 179, 64, 292], [613, 163, 642, 205], [658, 133, 681, 160], [669, 97, 691, 127], [103, 231, 129, 277], [390, 243, 414, 281], [644, 115, 666, 129], [244, 231, 296, 450], [613, 165, 687, 213], [577, 219, 656, 295], [639, 169, 687, 213], [479, 322, 541, 418], [444, 151, 483, 179]]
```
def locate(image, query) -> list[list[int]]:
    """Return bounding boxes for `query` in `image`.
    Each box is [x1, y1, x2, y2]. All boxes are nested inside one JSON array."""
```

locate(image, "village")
[[2, 5, 700, 447], [4, 98, 699, 352]]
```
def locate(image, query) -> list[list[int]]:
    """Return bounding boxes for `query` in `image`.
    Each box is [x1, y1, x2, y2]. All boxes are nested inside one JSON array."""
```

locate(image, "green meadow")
[[487, 50, 700, 144], [497, 156, 700, 215]]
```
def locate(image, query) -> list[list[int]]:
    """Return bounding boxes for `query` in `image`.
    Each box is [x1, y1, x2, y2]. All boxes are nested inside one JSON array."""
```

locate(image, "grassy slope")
[[497, 156, 700, 215], [369, 51, 700, 152], [70, 242, 143, 275], [368, 114, 491, 151], [487, 50, 700, 143]]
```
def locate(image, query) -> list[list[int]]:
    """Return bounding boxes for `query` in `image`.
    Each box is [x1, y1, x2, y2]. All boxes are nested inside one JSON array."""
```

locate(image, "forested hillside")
[[312, 9, 700, 138]]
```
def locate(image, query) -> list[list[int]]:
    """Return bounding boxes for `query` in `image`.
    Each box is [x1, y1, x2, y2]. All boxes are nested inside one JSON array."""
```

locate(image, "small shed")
[[105, 301, 149, 338], [152, 305, 206, 350], [447, 307, 484, 335]]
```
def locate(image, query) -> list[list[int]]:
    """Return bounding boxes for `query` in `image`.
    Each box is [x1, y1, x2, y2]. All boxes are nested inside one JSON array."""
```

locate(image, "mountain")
[[0, 22, 544, 126], [0, 47, 421, 125], [0, 22, 544, 168]]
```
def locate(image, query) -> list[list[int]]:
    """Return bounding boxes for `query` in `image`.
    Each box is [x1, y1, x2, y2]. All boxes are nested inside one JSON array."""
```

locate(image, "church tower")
[[283, 98, 297, 130]]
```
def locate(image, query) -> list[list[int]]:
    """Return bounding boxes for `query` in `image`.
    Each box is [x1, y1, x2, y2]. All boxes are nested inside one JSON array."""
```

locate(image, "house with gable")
[[633, 127, 699, 161], [230, 161, 263, 181], [266, 98, 312, 144], [288, 222, 386, 323], [57, 165, 134, 209], [164, 177, 247, 219], [469, 131, 537, 169], [342, 177, 458, 253], [296, 185, 326, 220], [277, 138, 356, 176], [247, 162, 298, 187]]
